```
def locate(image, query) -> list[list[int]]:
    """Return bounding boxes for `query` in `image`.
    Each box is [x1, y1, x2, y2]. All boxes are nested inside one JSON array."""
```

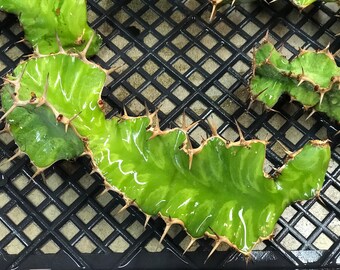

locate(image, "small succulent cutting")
[[250, 40, 340, 123], [0, 39, 331, 258], [0, 0, 101, 56], [209, 0, 340, 20]]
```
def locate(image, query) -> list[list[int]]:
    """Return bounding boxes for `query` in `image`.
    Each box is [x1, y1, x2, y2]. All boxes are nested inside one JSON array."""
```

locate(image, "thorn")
[[97, 187, 109, 197], [31, 167, 45, 180], [315, 190, 326, 206], [148, 113, 163, 140], [319, 92, 325, 107], [234, 119, 245, 143], [183, 237, 196, 254], [79, 32, 95, 59], [267, 233, 275, 241], [147, 108, 159, 126], [148, 130, 162, 141], [9, 62, 28, 93], [0, 150, 22, 167], [2, 77, 15, 87], [0, 104, 16, 122], [90, 165, 100, 175], [247, 96, 255, 111], [207, 119, 218, 137], [33, 45, 41, 57], [299, 44, 308, 52], [251, 87, 268, 103], [56, 32, 66, 54], [123, 106, 129, 118], [105, 62, 128, 75], [144, 214, 151, 229], [117, 199, 135, 214], [263, 44, 276, 64], [97, 182, 111, 197], [159, 221, 172, 244], [186, 120, 200, 132], [117, 203, 130, 214], [306, 109, 316, 120], [323, 43, 330, 52], [116, 114, 126, 124], [266, 106, 280, 114], [181, 112, 200, 133], [264, 30, 269, 42], [205, 239, 221, 264], [153, 112, 160, 130], [186, 136, 195, 170], [297, 78, 305, 86], [302, 104, 312, 111], [14, 38, 26, 45], [65, 111, 82, 133], [277, 140, 294, 158], [209, 1, 218, 22]]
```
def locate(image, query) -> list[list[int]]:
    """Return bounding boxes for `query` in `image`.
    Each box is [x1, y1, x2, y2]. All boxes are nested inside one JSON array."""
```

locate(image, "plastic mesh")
[[0, 0, 339, 269]]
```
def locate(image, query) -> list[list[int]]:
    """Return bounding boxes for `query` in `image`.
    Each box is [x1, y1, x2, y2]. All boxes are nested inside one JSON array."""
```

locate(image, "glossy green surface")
[[317, 84, 340, 121], [290, 0, 317, 7], [250, 41, 340, 122], [0, 0, 101, 56], [219, 0, 339, 9], [1, 85, 84, 168], [291, 0, 339, 7], [1, 54, 331, 253]]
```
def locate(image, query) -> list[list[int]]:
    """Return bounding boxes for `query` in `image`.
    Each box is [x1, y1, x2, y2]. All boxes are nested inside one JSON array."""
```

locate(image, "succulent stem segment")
[[0, 42, 331, 258], [0, 0, 101, 56], [249, 41, 340, 123], [210, 0, 340, 20]]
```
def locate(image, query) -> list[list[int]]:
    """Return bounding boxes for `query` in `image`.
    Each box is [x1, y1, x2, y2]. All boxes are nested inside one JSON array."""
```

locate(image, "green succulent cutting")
[[0, 47, 331, 257], [250, 40, 340, 123], [0, 0, 101, 56], [210, 0, 340, 20]]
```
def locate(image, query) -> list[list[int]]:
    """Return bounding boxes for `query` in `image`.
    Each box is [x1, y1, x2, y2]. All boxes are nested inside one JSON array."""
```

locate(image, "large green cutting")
[[0, 49, 330, 256]]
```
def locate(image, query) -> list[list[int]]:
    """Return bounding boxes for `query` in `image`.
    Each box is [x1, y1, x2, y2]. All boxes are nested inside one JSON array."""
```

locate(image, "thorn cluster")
[[249, 39, 340, 125]]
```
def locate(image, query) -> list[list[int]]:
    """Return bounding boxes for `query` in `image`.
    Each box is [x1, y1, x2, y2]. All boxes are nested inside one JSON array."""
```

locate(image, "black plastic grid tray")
[[0, 0, 339, 269]]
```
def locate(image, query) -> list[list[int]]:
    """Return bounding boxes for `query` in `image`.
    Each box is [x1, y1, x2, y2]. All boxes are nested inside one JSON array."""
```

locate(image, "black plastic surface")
[[0, 0, 339, 269]]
